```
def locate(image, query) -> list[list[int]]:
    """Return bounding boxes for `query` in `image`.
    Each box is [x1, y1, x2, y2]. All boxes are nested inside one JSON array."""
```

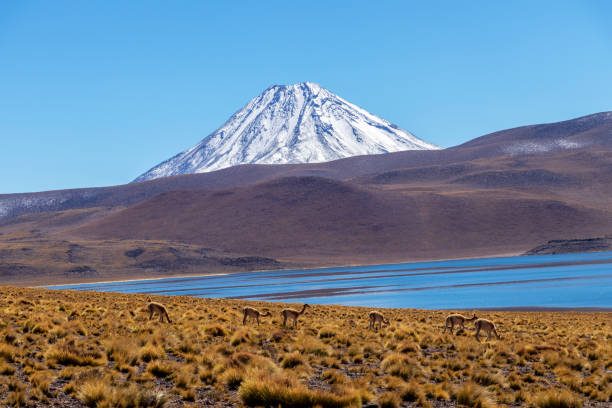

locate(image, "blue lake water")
[[47, 252, 612, 309]]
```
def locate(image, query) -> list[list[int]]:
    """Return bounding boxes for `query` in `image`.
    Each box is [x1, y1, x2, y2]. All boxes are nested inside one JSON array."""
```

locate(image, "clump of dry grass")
[[77, 379, 108, 407], [534, 389, 583, 408], [78, 379, 170, 408], [378, 391, 401, 408], [280, 351, 308, 369], [138, 343, 165, 362], [147, 361, 173, 378], [454, 382, 492, 408], [381, 353, 423, 381], [238, 369, 360, 408], [0, 344, 19, 362], [229, 328, 253, 346], [221, 367, 244, 390], [45, 339, 103, 366]]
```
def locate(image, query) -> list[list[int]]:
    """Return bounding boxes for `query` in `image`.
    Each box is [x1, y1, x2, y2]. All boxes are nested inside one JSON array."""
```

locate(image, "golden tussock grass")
[[0, 286, 610, 407]]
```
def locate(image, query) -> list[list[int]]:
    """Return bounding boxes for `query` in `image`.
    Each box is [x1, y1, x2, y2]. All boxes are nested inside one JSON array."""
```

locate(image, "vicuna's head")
[[146, 297, 152, 303], [383, 317, 390, 325]]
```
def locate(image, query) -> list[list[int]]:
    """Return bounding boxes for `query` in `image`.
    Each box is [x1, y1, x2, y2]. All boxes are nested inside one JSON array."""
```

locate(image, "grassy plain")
[[0, 286, 610, 407]]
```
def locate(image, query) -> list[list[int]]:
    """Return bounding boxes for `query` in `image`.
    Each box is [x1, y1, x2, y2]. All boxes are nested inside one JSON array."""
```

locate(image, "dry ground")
[[0, 231, 288, 287], [0, 287, 610, 408]]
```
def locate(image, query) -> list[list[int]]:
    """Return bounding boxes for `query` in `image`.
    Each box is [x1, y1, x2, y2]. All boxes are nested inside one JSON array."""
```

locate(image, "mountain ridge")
[[1, 111, 610, 222]]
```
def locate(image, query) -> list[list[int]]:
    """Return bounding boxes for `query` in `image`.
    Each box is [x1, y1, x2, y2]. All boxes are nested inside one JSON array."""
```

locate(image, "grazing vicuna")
[[443, 313, 477, 335], [146, 298, 171, 323], [281, 304, 309, 327], [474, 318, 501, 341], [242, 306, 270, 326], [368, 311, 389, 330]]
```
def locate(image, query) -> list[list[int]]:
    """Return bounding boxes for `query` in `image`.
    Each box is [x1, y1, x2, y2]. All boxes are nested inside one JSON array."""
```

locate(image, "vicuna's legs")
[[443, 318, 454, 334], [486, 326, 500, 340], [369, 316, 378, 331]]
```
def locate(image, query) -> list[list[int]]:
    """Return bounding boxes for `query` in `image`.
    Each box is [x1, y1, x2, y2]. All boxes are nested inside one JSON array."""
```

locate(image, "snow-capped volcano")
[[134, 82, 440, 182]]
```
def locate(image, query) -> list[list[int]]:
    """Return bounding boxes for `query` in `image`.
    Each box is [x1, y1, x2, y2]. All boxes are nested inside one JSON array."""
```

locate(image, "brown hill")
[[71, 174, 612, 266]]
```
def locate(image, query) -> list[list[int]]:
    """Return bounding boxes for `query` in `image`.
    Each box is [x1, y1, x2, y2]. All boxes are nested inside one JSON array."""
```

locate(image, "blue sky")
[[1, 1, 611, 194]]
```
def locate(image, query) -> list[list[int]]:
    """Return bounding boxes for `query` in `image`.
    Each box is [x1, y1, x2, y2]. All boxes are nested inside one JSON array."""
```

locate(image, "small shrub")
[[400, 381, 422, 402], [298, 336, 331, 357], [199, 368, 215, 385], [139, 344, 165, 362], [281, 352, 307, 369], [378, 391, 401, 408], [230, 329, 252, 346], [204, 325, 227, 337], [472, 371, 502, 386], [30, 371, 53, 396], [222, 368, 244, 390], [78, 380, 109, 407], [381, 354, 422, 381], [0, 344, 18, 362], [6, 390, 27, 407], [322, 369, 348, 384], [455, 382, 491, 408], [180, 388, 195, 402], [319, 327, 336, 339], [0, 362, 16, 375], [147, 361, 173, 378], [45, 341, 101, 366], [239, 370, 360, 408]]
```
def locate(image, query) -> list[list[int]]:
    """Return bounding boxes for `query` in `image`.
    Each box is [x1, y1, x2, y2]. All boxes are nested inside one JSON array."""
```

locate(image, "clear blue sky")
[[1, 1, 611, 194]]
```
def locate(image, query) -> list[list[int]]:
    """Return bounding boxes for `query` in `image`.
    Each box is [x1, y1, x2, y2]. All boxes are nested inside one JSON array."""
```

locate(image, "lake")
[[47, 251, 612, 309]]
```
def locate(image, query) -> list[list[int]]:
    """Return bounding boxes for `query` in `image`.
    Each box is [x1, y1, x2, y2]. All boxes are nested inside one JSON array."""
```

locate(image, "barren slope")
[[71, 175, 612, 265]]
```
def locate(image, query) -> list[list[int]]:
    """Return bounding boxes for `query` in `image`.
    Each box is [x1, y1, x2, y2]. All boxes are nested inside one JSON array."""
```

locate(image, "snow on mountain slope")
[[134, 82, 440, 182]]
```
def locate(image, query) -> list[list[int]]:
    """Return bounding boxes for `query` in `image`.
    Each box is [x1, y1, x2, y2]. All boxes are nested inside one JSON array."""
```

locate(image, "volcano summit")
[[134, 82, 439, 182]]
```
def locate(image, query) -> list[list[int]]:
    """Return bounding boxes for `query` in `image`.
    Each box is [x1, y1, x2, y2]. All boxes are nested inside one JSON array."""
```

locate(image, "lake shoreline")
[[455, 306, 612, 312], [45, 251, 612, 310], [31, 251, 524, 288]]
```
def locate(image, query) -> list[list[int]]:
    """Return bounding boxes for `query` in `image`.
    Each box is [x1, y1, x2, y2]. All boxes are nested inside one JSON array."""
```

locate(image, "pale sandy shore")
[[37, 272, 230, 288], [32, 251, 524, 288]]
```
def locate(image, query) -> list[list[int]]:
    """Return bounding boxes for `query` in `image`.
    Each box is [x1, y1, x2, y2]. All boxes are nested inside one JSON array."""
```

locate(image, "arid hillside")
[[71, 174, 612, 264], [0, 286, 609, 407]]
